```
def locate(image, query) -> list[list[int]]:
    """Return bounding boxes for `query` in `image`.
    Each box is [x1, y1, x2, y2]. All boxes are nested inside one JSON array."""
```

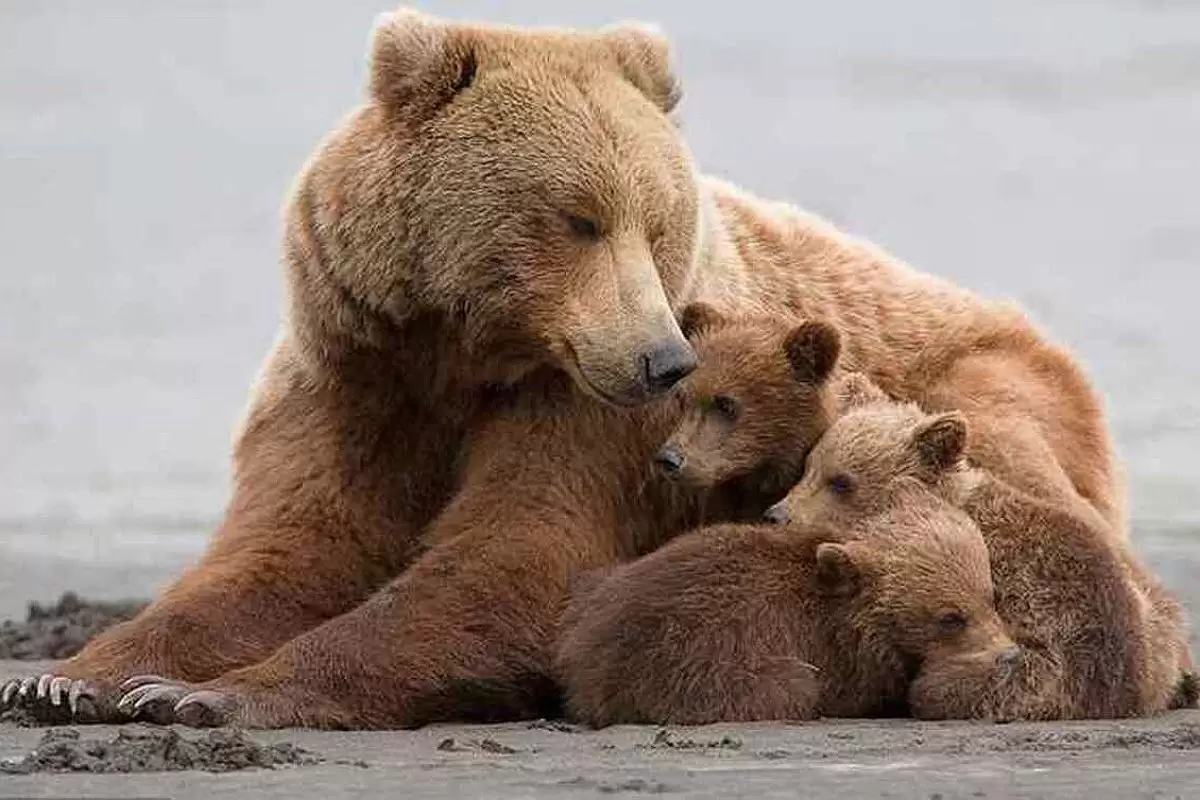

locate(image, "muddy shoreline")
[[3, 660, 1199, 799], [4, 657, 1200, 799]]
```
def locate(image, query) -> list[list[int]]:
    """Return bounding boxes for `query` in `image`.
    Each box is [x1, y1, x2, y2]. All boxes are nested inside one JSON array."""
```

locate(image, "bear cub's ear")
[[678, 302, 726, 340], [600, 22, 683, 113], [912, 412, 968, 475], [369, 8, 478, 117], [815, 541, 862, 597], [784, 321, 840, 385], [835, 372, 888, 412]]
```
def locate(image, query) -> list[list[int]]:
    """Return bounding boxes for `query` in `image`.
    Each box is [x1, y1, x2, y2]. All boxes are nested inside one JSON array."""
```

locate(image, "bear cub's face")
[[814, 489, 1015, 668], [789, 374, 1019, 670], [654, 303, 841, 499], [784, 374, 973, 528]]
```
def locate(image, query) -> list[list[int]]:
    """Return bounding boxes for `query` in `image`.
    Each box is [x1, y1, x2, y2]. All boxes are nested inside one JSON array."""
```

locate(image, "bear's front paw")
[[117, 675, 312, 728], [1, 673, 104, 724], [117, 675, 234, 727]]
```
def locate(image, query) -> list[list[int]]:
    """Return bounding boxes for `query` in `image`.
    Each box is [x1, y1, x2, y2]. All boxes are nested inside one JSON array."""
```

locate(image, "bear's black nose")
[[762, 502, 790, 525], [997, 645, 1023, 668], [655, 446, 685, 479], [642, 341, 697, 395]]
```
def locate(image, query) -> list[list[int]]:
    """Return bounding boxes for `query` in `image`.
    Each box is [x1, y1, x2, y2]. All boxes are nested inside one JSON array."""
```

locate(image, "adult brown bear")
[[1, 8, 1121, 728]]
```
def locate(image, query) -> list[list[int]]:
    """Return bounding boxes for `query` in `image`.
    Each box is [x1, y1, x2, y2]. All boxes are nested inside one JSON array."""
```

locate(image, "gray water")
[[1, 1, 1198, 620]]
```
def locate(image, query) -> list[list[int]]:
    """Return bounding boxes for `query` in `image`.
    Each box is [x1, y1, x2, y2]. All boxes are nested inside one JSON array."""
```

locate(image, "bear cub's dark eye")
[[937, 611, 967, 634], [711, 395, 739, 421], [565, 214, 601, 240], [828, 473, 854, 496]]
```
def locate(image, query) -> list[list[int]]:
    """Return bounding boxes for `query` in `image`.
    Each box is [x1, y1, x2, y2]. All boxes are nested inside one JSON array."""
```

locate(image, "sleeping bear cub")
[[555, 356, 1011, 726]]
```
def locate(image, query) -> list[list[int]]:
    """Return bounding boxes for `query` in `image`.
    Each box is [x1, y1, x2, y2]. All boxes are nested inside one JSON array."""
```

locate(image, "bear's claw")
[[116, 678, 193, 718], [118, 674, 172, 692], [116, 677, 237, 727], [1, 678, 23, 706], [0, 674, 97, 717], [174, 689, 238, 727]]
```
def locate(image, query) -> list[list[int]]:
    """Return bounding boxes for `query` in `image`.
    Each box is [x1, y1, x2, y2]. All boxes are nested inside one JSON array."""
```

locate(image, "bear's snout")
[[762, 501, 791, 525], [655, 445, 685, 479], [640, 340, 697, 395]]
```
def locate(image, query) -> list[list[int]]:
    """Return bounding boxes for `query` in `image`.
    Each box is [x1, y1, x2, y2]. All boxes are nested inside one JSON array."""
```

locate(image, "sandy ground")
[[2, 662, 1199, 799]]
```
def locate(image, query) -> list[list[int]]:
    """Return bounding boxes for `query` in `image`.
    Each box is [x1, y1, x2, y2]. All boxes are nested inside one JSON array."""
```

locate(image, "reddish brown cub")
[[786, 376, 1196, 720], [555, 374, 1011, 727], [655, 303, 842, 523]]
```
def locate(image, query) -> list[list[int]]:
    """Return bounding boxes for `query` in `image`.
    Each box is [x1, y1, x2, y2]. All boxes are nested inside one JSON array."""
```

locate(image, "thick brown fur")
[[3, 9, 1125, 729], [784, 380, 1195, 720], [556, 483, 1010, 727], [656, 303, 841, 520], [909, 473, 1195, 720]]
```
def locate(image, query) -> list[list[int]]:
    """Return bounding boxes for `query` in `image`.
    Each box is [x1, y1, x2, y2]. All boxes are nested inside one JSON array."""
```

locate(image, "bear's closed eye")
[[828, 474, 854, 496], [565, 213, 601, 240]]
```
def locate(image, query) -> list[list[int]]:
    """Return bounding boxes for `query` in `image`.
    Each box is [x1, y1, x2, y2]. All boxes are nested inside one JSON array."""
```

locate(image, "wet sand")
[[3, 660, 1200, 799]]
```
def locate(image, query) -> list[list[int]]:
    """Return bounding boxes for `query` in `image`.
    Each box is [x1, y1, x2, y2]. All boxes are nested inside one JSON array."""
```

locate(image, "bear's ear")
[[678, 302, 726, 340], [600, 22, 683, 114], [815, 542, 862, 597], [784, 321, 841, 385], [835, 372, 887, 412], [911, 412, 968, 475], [369, 8, 478, 118]]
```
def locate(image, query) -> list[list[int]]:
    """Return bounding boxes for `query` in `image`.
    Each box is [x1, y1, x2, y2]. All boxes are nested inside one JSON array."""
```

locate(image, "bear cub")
[[555, 370, 1012, 726], [653, 302, 842, 526], [786, 376, 1197, 721]]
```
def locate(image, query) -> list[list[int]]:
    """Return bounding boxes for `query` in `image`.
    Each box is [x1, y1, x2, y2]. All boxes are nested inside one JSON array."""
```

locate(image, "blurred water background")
[[1, 0, 1197, 626]]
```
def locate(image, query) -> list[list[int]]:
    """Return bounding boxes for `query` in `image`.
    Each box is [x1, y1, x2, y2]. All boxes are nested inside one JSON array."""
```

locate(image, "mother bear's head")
[[285, 8, 702, 406]]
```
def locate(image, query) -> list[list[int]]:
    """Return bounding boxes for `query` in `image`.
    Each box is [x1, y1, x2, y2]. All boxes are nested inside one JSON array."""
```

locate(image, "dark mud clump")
[[558, 776, 675, 794], [527, 718, 581, 733], [0, 726, 321, 774], [640, 729, 743, 751], [0, 592, 148, 660], [436, 736, 521, 754]]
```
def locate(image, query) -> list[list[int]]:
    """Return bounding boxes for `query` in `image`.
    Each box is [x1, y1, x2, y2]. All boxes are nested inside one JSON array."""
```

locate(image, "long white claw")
[[49, 677, 73, 707], [118, 682, 188, 718], [134, 685, 184, 716], [16, 677, 37, 700], [116, 683, 160, 715], [120, 674, 169, 692], [36, 674, 53, 699], [68, 680, 91, 715], [1, 680, 17, 706]]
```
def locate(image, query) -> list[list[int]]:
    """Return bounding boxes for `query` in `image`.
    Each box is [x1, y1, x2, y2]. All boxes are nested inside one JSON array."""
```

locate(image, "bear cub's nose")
[[641, 341, 697, 395], [997, 644, 1023, 668], [762, 502, 790, 525], [655, 446, 685, 479]]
